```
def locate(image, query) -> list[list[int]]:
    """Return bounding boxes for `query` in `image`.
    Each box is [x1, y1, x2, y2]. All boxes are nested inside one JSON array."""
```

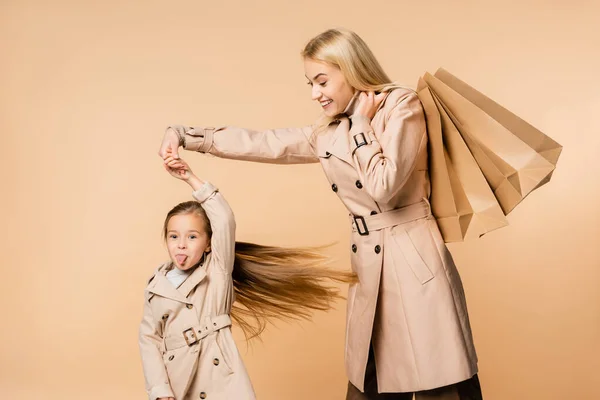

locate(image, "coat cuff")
[[349, 115, 377, 155], [148, 383, 174, 400], [167, 125, 216, 153], [192, 182, 218, 203]]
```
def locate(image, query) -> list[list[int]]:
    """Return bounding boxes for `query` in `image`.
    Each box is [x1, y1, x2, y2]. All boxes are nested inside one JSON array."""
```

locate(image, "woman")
[[158, 28, 483, 399]]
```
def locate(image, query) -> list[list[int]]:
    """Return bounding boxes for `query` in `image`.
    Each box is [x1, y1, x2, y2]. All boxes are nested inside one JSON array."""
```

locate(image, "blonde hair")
[[163, 201, 357, 340], [301, 28, 413, 132]]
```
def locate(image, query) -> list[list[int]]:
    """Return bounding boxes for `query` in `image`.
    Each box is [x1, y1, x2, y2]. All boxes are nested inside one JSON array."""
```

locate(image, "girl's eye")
[[189, 235, 197, 239], [169, 234, 177, 239]]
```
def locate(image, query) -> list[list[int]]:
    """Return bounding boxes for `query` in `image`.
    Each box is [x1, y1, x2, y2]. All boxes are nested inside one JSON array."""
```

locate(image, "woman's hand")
[[158, 128, 182, 159], [163, 148, 193, 181], [354, 91, 386, 120]]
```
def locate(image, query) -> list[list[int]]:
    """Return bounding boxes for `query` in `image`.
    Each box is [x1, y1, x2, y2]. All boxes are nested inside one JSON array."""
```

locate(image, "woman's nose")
[[311, 86, 322, 101]]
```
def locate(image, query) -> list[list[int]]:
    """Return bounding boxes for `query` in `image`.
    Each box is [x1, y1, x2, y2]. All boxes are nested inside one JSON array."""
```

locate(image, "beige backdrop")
[[1, 0, 599, 399]]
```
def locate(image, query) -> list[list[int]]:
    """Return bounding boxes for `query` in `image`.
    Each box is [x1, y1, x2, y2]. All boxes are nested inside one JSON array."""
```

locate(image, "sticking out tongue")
[[175, 255, 188, 265]]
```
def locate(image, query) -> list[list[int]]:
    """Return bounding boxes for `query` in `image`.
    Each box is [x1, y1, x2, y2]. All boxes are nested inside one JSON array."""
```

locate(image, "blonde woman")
[[159, 28, 483, 399]]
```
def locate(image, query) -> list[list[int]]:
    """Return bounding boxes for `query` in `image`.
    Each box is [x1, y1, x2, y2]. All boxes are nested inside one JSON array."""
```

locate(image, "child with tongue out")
[[138, 149, 356, 400]]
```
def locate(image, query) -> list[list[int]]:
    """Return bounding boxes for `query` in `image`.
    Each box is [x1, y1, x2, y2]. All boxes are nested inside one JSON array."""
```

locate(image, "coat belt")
[[350, 199, 431, 236], [164, 314, 232, 351]]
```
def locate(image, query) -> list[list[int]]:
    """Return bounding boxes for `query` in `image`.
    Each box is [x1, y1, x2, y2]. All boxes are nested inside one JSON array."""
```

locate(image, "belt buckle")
[[183, 327, 198, 346], [353, 215, 369, 236]]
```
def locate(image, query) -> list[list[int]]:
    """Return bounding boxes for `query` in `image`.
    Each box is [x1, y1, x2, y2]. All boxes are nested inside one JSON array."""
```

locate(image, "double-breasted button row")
[[351, 244, 382, 254], [200, 392, 207, 399], [331, 180, 363, 192]]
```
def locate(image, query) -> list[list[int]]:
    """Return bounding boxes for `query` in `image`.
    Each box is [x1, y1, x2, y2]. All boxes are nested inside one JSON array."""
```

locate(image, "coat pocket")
[[391, 224, 435, 285], [213, 331, 235, 375], [162, 346, 193, 399]]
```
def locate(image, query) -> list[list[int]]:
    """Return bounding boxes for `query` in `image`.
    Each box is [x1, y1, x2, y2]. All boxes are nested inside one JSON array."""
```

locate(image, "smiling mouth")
[[321, 100, 333, 108]]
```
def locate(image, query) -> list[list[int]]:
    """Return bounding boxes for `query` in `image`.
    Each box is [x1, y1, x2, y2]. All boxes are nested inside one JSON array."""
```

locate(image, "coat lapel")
[[177, 261, 208, 299], [320, 118, 354, 166], [318, 90, 392, 166], [146, 272, 190, 303]]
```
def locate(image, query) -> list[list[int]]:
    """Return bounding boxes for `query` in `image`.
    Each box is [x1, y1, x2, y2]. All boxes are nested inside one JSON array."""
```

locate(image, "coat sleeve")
[[138, 292, 174, 400], [348, 90, 427, 204], [167, 124, 319, 164], [192, 182, 236, 274]]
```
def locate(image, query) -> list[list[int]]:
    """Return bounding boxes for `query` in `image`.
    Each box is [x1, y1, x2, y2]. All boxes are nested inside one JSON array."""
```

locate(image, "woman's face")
[[304, 58, 356, 117]]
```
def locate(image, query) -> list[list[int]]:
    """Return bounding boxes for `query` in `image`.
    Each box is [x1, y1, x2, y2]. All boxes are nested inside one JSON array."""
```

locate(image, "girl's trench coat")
[[139, 183, 256, 400], [169, 88, 478, 393]]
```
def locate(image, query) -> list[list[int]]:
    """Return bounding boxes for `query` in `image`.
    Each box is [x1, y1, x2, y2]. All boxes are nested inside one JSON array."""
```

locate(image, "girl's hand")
[[354, 91, 386, 120], [163, 149, 194, 181]]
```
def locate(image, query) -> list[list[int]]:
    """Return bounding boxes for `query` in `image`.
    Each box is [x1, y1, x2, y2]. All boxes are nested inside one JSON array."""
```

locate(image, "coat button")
[[200, 392, 207, 399], [351, 244, 357, 253], [355, 180, 363, 189], [374, 245, 381, 254], [213, 358, 220, 366], [162, 314, 169, 320], [370, 211, 377, 215], [186, 304, 193, 309], [331, 184, 338, 192], [168, 355, 174, 361]]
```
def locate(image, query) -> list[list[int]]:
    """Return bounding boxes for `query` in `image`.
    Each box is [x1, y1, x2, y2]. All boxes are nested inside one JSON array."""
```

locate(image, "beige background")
[[1, 0, 599, 399]]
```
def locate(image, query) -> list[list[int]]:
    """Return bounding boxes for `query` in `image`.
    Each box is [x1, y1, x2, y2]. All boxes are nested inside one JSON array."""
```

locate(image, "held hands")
[[163, 148, 193, 181], [354, 91, 386, 121], [163, 148, 205, 191]]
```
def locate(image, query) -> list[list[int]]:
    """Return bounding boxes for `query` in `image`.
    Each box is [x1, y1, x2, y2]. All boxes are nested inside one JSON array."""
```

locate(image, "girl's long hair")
[[163, 201, 357, 340]]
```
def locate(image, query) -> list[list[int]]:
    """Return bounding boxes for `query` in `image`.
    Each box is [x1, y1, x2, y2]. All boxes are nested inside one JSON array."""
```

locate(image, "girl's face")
[[166, 213, 211, 271], [304, 58, 356, 117]]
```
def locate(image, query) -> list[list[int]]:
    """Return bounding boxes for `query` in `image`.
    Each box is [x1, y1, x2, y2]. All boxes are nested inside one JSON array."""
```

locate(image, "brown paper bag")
[[418, 81, 508, 242], [422, 72, 561, 214]]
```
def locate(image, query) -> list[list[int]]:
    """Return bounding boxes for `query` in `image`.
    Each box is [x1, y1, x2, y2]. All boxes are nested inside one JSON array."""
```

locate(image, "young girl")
[[138, 149, 355, 400]]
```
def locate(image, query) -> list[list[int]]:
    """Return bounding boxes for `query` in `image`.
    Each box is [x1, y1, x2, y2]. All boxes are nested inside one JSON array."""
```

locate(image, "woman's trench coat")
[[168, 87, 478, 393], [139, 183, 256, 400]]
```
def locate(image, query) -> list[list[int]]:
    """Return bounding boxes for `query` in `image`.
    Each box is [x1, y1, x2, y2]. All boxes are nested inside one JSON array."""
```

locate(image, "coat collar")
[[177, 257, 209, 298], [324, 118, 353, 165], [319, 90, 391, 165], [146, 261, 208, 303]]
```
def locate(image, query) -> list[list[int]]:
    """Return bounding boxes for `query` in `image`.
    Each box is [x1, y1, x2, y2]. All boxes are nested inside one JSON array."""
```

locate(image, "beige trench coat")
[[139, 183, 256, 400], [169, 87, 478, 393]]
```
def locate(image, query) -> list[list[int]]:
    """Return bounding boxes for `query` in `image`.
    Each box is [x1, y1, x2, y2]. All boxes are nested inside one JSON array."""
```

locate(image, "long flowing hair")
[[163, 201, 356, 340]]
